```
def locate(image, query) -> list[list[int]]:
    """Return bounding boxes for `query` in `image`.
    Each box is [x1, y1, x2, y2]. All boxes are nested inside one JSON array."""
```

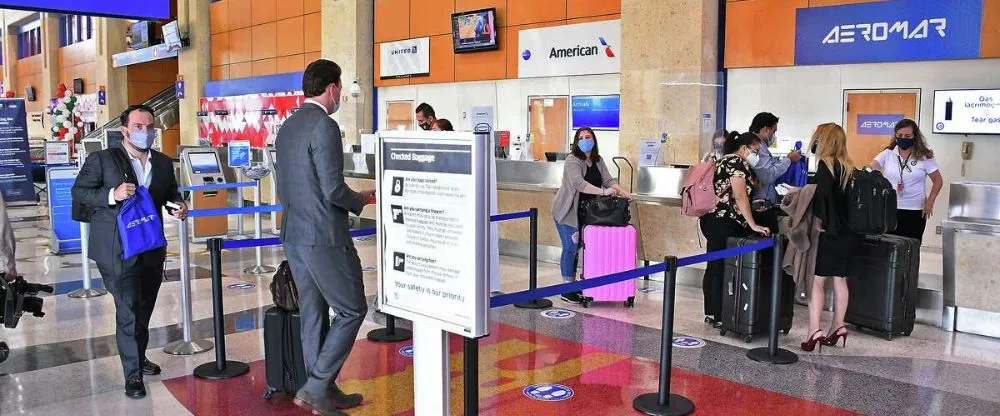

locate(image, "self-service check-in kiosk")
[[180, 147, 229, 240], [264, 147, 282, 235]]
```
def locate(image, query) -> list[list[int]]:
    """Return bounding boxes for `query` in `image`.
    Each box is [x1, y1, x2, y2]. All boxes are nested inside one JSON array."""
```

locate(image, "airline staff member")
[[870, 118, 943, 243], [415, 103, 437, 130]]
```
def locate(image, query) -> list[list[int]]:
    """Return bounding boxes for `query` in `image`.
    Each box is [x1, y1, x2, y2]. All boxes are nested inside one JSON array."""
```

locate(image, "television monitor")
[[188, 152, 222, 174], [571, 95, 620, 130], [932, 89, 1000, 135], [73, 78, 84, 94], [129, 21, 156, 50], [162, 20, 182, 52], [25, 86, 35, 101], [451, 8, 498, 53]]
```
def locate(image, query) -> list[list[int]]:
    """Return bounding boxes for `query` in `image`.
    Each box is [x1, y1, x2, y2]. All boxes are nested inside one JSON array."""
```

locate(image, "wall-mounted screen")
[[933, 89, 1000, 135], [451, 8, 498, 53], [188, 152, 221, 174], [572, 95, 620, 130], [0, 0, 170, 20]]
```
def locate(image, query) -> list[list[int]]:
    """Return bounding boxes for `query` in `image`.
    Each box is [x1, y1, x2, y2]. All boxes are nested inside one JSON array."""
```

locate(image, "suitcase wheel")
[[903, 330, 911, 337], [719, 329, 728, 336], [263, 387, 278, 400], [582, 298, 593, 308], [625, 297, 635, 308], [743, 335, 753, 343], [781, 329, 790, 335]]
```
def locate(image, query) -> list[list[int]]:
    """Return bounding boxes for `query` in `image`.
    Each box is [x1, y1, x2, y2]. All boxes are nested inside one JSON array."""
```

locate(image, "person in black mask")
[[415, 103, 437, 130], [870, 118, 944, 243]]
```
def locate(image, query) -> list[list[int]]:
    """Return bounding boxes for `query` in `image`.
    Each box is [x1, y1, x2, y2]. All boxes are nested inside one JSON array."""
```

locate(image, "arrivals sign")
[[376, 130, 490, 338], [794, 0, 983, 65], [380, 37, 430, 79], [518, 20, 620, 78]]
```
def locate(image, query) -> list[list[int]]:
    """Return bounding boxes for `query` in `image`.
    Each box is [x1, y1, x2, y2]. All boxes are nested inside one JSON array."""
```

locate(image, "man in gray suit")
[[275, 59, 374, 415]]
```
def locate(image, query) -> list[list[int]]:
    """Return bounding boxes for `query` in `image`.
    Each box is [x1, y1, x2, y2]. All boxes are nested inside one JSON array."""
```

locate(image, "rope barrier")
[[489, 210, 532, 222], [181, 181, 257, 192], [219, 227, 376, 250], [187, 205, 282, 218]]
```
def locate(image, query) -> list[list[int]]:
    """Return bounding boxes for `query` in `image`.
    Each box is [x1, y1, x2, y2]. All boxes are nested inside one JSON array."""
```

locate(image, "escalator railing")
[[83, 85, 180, 139]]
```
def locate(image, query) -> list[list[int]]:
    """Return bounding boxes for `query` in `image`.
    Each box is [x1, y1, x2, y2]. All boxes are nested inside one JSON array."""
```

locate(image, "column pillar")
[[177, 0, 211, 146], [322, 0, 374, 144], [2, 14, 17, 95], [619, 0, 720, 166], [93, 17, 130, 125], [40, 13, 60, 108]]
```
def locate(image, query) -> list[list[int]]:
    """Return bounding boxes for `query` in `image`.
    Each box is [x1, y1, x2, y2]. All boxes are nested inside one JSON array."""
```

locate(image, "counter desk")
[[942, 182, 1000, 339]]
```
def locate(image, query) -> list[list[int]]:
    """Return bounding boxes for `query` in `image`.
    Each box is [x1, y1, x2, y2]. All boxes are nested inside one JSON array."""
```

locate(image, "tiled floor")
[[1, 202, 998, 416]]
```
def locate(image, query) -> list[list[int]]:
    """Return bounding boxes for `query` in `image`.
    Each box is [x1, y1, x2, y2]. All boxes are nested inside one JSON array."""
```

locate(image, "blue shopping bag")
[[116, 186, 167, 259]]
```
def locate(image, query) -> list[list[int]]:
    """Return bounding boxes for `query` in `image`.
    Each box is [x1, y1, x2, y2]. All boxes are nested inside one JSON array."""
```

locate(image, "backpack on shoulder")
[[681, 160, 718, 217]]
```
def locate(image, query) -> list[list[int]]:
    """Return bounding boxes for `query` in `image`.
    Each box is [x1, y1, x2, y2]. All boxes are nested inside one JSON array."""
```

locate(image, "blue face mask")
[[577, 138, 595, 153], [128, 128, 153, 151]]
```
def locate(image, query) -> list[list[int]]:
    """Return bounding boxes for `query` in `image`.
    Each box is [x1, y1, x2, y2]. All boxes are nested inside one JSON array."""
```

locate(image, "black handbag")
[[579, 196, 631, 227], [270, 261, 299, 311]]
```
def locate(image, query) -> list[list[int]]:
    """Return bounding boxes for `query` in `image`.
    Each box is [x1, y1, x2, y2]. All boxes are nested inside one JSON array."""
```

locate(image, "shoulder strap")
[[110, 148, 137, 185]]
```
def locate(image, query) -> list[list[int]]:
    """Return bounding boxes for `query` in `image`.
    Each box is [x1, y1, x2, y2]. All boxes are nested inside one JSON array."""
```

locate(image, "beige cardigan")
[[780, 185, 820, 291], [551, 154, 618, 228]]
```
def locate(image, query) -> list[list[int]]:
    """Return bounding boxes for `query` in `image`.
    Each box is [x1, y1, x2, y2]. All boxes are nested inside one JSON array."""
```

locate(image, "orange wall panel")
[[228, 0, 252, 30], [567, 0, 620, 19], [425, 35, 455, 84], [983, 0, 1000, 58], [277, 0, 304, 21], [230, 61, 252, 79], [454, 28, 507, 81], [230, 27, 253, 63], [210, 1, 229, 34], [277, 16, 305, 57], [410, 0, 454, 38], [304, 0, 321, 14], [276, 54, 306, 73], [304, 52, 321, 65], [252, 58, 278, 77], [567, 13, 620, 25], [251, 0, 278, 25], [212, 65, 230, 81], [723, 0, 804, 68], [211, 32, 230, 66], [507, 0, 566, 26], [251, 23, 278, 60], [376, 0, 411, 42], [456, 0, 507, 26], [304, 13, 322, 53]]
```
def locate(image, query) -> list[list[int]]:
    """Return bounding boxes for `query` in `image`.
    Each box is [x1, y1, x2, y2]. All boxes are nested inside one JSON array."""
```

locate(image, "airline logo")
[[598, 37, 615, 58]]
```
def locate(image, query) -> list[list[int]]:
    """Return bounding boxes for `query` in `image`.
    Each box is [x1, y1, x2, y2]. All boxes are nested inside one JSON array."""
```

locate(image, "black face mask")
[[810, 142, 818, 154]]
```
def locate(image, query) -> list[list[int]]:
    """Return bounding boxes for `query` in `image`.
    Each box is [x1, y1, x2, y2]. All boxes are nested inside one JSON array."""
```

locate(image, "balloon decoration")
[[51, 83, 81, 141]]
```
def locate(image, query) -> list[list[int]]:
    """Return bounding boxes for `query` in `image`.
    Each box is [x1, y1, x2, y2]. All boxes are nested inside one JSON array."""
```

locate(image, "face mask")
[[747, 151, 760, 167], [810, 142, 818, 154], [577, 138, 595, 153], [329, 99, 340, 114], [895, 138, 914, 150], [128, 128, 153, 151]]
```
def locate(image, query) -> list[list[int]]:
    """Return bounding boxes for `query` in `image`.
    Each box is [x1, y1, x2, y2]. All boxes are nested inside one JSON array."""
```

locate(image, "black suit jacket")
[[71, 148, 182, 271]]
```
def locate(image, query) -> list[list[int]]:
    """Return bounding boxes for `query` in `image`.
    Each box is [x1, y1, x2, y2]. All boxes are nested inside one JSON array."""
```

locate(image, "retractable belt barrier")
[[180, 181, 257, 192]]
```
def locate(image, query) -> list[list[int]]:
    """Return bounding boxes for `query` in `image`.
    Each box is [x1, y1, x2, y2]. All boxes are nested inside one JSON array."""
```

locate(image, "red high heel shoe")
[[800, 330, 825, 352], [822, 326, 849, 348]]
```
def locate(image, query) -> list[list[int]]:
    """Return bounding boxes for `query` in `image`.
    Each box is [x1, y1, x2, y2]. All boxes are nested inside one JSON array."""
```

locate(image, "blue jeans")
[[555, 221, 579, 283]]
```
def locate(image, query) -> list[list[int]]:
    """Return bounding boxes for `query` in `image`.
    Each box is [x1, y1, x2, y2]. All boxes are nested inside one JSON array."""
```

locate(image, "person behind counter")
[[870, 118, 943, 244], [415, 103, 437, 131], [431, 119, 453, 131], [700, 132, 771, 328], [551, 127, 631, 304], [702, 128, 729, 162], [749, 112, 802, 204]]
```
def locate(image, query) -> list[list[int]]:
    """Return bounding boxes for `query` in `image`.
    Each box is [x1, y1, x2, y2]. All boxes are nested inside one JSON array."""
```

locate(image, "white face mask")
[[128, 128, 154, 151], [747, 151, 761, 168]]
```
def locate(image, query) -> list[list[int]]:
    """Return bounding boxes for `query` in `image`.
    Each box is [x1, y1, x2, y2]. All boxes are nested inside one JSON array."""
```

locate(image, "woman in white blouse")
[[870, 119, 944, 243]]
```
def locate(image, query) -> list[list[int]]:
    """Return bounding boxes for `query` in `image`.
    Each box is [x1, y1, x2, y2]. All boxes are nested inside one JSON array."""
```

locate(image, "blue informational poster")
[[571, 95, 620, 130], [46, 167, 81, 254], [0, 99, 36, 204], [795, 0, 983, 65], [228, 140, 251, 168]]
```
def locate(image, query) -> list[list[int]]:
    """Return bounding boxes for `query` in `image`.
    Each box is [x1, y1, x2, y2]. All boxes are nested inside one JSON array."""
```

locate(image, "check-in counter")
[[495, 160, 702, 264], [941, 181, 1000, 339]]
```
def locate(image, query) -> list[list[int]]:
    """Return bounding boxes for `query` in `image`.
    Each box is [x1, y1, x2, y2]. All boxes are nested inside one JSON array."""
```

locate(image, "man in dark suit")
[[275, 59, 374, 415], [71, 104, 188, 399]]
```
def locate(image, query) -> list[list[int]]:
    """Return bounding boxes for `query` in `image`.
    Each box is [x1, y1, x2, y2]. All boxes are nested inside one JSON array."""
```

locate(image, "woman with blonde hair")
[[801, 123, 856, 352]]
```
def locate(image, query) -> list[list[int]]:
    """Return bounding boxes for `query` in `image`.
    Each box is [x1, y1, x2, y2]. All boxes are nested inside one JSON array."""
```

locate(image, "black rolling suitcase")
[[846, 234, 919, 340], [720, 236, 795, 342], [263, 307, 329, 399]]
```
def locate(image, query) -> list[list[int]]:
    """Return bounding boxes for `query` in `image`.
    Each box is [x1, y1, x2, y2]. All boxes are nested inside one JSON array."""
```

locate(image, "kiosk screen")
[[189, 152, 222, 174]]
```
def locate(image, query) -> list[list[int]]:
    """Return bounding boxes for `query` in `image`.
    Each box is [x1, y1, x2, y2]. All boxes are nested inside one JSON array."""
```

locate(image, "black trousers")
[[699, 215, 751, 320], [97, 248, 166, 380], [890, 209, 926, 243]]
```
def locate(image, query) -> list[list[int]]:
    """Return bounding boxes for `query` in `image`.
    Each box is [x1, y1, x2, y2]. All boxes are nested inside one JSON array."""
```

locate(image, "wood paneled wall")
[[58, 38, 97, 94], [15, 55, 44, 113], [209, 0, 322, 81], [725, 0, 1000, 68], [374, 0, 621, 87]]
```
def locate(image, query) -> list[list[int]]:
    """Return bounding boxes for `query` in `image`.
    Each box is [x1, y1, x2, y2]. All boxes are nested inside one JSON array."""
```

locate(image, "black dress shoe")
[[293, 390, 347, 416], [142, 360, 162, 376], [125, 376, 146, 399], [328, 385, 363, 409]]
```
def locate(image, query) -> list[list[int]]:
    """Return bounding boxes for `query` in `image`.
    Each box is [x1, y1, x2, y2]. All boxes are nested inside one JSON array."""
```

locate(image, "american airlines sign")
[[795, 0, 983, 65]]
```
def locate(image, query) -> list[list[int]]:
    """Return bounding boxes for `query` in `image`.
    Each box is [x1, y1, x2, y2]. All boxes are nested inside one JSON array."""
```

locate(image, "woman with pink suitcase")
[[551, 127, 631, 305]]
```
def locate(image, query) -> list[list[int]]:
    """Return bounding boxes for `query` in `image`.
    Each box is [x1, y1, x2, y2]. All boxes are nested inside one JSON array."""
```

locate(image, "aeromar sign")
[[0, 0, 170, 20], [794, 0, 982, 65]]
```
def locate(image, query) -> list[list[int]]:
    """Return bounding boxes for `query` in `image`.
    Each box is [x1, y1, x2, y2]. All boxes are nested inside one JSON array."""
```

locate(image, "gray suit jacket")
[[551, 154, 617, 228], [275, 103, 365, 247]]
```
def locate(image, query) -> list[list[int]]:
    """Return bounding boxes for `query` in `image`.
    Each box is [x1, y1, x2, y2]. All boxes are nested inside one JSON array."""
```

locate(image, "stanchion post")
[[244, 180, 275, 274], [515, 208, 552, 309], [236, 171, 245, 237], [633, 256, 694, 416], [68, 222, 108, 298], [747, 235, 799, 364], [194, 238, 250, 379], [367, 313, 413, 343], [463, 336, 480, 415], [164, 218, 214, 355]]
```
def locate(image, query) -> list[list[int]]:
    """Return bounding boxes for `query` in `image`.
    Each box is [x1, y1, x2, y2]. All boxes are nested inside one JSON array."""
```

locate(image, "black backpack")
[[845, 169, 897, 235]]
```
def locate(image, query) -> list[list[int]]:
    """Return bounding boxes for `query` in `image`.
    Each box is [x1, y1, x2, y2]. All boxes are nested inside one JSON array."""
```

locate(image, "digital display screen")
[[932, 89, 1000, 135], [188, 152, 221, 174], [451, 8, 498, 53], [0, 0, 170, 20], [572, 95, 620, 130]]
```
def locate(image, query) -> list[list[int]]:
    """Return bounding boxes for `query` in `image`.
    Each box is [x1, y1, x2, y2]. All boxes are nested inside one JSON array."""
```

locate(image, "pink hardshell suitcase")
[[581, 225, 637, 308]]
